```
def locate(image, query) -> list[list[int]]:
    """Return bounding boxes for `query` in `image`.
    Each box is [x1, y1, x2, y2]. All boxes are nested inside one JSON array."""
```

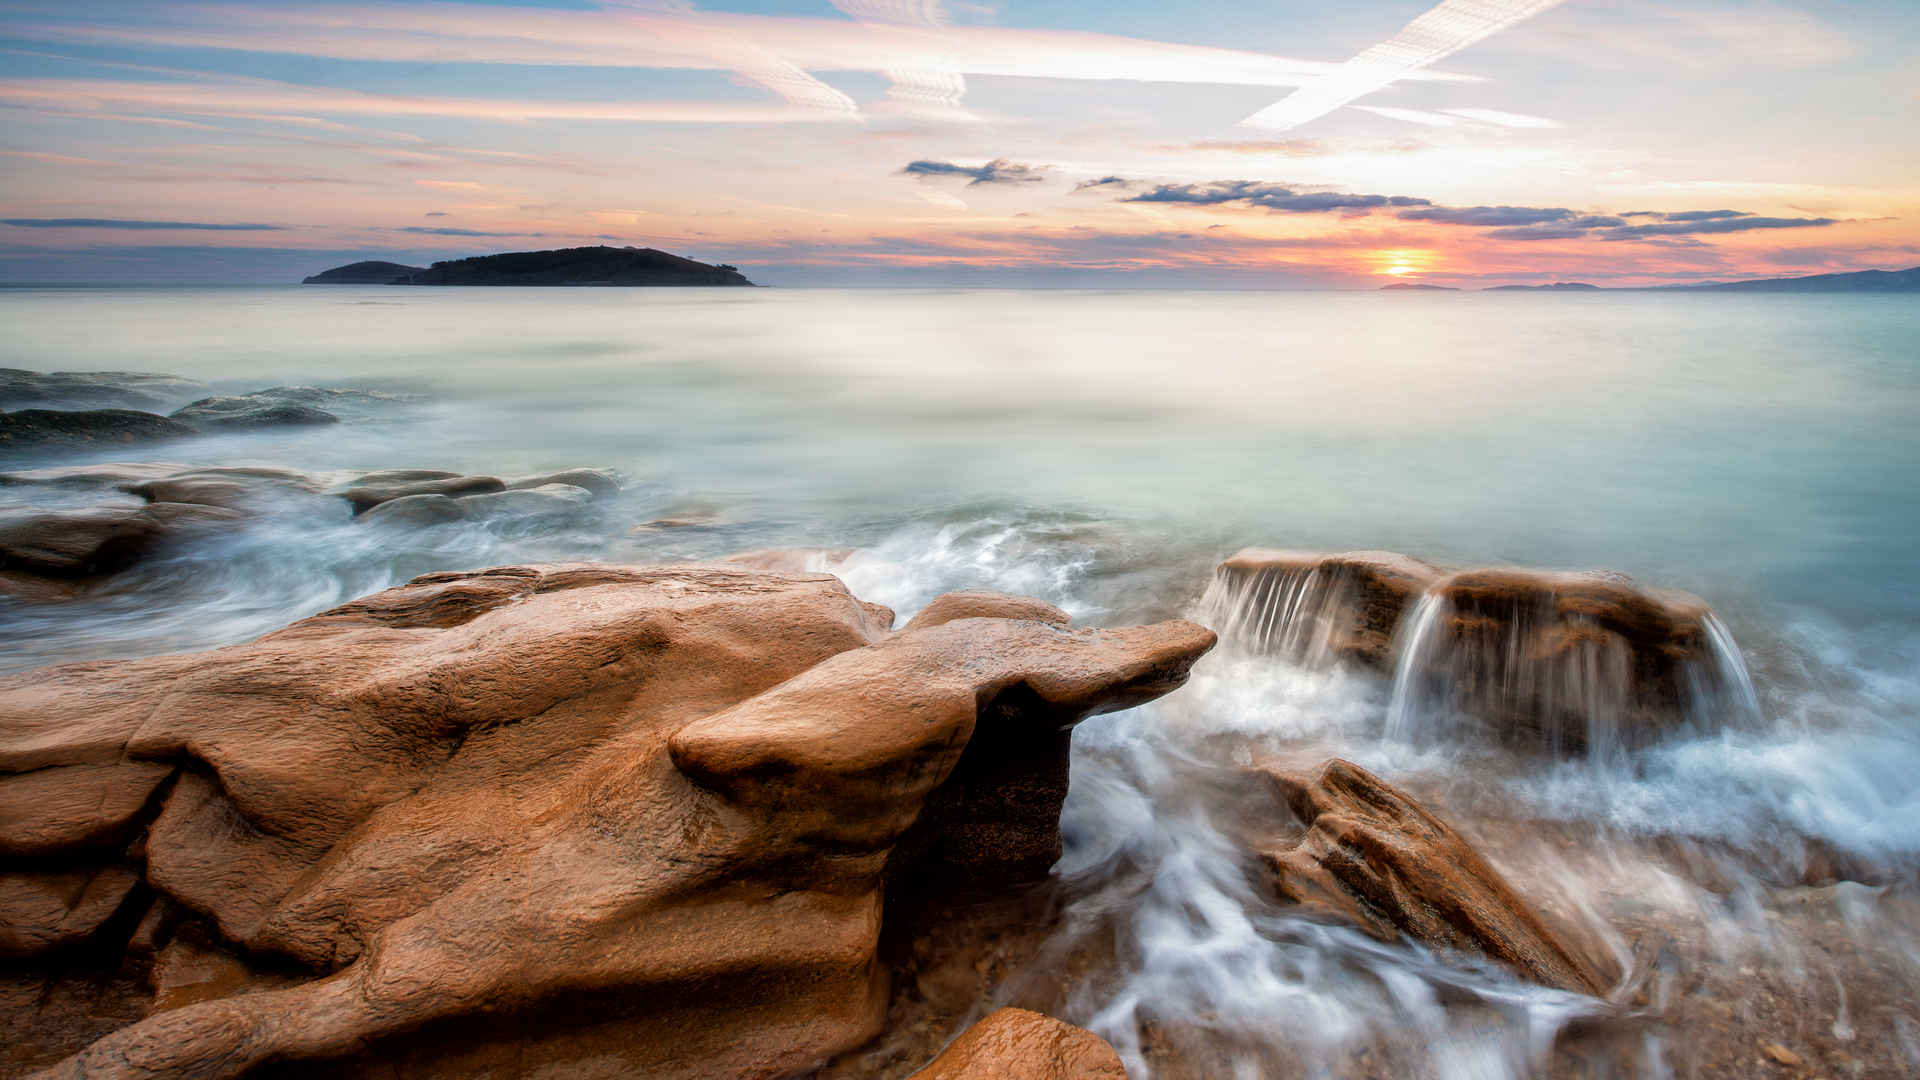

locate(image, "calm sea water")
[[4, 285, 1917, 1076]]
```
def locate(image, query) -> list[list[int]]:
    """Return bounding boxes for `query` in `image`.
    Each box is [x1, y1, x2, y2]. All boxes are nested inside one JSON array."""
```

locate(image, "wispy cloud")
[[0, 217, 285, 231], [1243, 0, 1567, 132], [1123, 180, 1430, 213], [902, 158, 1048, 185]]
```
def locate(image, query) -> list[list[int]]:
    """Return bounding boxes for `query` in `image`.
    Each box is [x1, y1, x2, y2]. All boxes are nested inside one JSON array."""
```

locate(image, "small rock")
[[338, 475, 504, 515], [1761, 1042, 1805, 1068], [504, 468, 620, 499]]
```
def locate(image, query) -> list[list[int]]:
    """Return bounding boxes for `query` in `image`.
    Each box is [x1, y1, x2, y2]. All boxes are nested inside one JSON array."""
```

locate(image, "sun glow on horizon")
[[1372, 248, 1435, 276]]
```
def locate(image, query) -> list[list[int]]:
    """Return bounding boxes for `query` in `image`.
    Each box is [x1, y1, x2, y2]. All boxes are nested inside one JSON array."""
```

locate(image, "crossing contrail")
[[1241, 0, 1568, 132]]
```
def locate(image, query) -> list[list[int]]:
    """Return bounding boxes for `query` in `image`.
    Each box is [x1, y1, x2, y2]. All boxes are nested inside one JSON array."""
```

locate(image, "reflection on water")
[[3, 286, 1918, 1076]]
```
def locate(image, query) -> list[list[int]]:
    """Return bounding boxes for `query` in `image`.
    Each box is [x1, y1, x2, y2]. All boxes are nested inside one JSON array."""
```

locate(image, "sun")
[[1372, 249, 1435, 277]]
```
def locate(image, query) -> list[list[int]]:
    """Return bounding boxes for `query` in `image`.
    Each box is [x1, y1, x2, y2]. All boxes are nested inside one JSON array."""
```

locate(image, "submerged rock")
[[0, 502, 241, 577], [0, 564, 1213, 1078], [1255, 759, 1619, 996], [338, 473, 505, 514], [170, 386, 408, 428], [0, 369, 210, 413], [0, 409, 197, 452], [505, 467, 621, 498], [1199, 548, 1441, 667], [908, 1008, 1126, 1079]]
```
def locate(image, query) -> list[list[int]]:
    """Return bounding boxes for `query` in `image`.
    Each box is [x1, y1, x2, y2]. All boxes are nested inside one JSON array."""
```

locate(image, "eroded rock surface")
[[909, 1008, 1125, 1080], [1255, 759, 1619, 996], [0, 564, 1213, 1078]]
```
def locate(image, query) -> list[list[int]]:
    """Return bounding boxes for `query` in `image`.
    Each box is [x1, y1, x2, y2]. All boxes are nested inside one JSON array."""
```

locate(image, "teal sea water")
[[3, 285, 1917, 1075]]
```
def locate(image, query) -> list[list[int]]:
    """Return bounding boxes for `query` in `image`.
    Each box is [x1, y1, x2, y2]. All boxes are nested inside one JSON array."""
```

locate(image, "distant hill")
[[386, 246, 753, 287], [1380, 282, 1457, 291], [1486, 282, 1600, 291], [302, 261, 425, 285], [1671, 265, 1920, 292]]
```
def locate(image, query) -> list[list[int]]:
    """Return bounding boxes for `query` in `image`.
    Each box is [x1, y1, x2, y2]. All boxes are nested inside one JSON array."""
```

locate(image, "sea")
[[3, 285, 1917, 1076]]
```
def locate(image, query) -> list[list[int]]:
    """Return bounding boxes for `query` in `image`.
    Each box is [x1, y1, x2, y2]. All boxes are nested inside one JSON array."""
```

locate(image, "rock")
[[1396, 567, 1744, 752], [721, 548, 855, 574], [0, 762, 175, 857], [348, 469, 461, 486], [355, 492, 467, 527], [1760, 1041, 1805, 1068], [0, 502, 241, 578], [0, 409, 198, 452], [0, 564, 1213, 1078], [454, 482, 594, 520], [1197, 548, 1441, 667], [123, 469, 330, 513], [0, 370, 210, 413], [302, 261, 423, 285], [0, 463, 192, 490], [909, 1008, 1126, 1079], [904, 591, 1071, 632], [505, 468, 621, 499], [169, 399, 338, 430], [1254, 759, 1619, 996], [338, 474, 504, 514], [171, 387, 406, 427], [0, 866, 144, 958]]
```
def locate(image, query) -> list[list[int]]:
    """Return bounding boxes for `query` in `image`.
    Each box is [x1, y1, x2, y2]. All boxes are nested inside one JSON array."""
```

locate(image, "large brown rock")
[[909, 1008, 1125, 1079], [1255, 759, 1618, 996], [0, 502, 241, 578], [0, 564, 1213, 1079], [1198, 549, 1440, 668]]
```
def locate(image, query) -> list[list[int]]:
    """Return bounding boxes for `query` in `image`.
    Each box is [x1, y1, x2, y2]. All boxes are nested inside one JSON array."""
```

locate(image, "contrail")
[[1241, 0, 1567, 132]]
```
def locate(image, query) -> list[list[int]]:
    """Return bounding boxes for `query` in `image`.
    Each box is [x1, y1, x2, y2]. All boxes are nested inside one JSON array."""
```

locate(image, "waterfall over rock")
[[1197, 549, 1762, 754]]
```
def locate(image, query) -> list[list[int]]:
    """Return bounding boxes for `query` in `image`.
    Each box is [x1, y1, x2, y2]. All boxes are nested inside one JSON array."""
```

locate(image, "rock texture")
[[1255, 759, 1618, 996], [0, 370, 210, 413], [0, 564, 1213, 1078], [1199, 548, 1440, 667], [0, 409, 198, 452], [909, 1008, 1126, 1079]]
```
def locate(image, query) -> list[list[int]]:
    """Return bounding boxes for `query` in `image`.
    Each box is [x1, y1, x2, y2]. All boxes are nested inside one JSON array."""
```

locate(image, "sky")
[[0, 0, 1916, 286]]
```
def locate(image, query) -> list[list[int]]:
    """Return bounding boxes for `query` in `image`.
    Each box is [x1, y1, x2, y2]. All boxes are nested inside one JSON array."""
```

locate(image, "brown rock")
[[0, 563, 1212, 1078], [0, 761, 175, 856], [909, 1008, 1125, 1079], [0, 866, 143, 958], [1198, 548, 1440, 667], [1255, 759, 1619, 996], [0, 463, 192, 489], [0, 502, 240, 578], [123, 468, 329, 512], [504, 468, 620, 498]]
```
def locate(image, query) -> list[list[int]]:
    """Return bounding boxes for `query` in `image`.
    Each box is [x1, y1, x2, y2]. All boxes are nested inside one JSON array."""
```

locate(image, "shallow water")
[[3, 285, 1918, 1075]]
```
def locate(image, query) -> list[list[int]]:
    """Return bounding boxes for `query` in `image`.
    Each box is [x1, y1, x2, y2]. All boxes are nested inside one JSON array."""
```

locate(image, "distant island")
[[303, 246, 754, 287], [302, 261, 426, 285], [1379, 266, 1920, 293], [1672, 265, 1920, 293]]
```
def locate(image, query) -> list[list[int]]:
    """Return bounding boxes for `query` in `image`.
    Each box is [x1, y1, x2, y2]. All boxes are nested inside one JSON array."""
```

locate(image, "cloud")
[[1601, 216, 1838, 240], [396, 227, 530, 237], [901, 158, 1047, 186], [1124, 180, 1430, 213], [1467, 207, 1839, 241], [1243, 0, 1568, 132], [0, 217, 284, 231], [424, 212, 449, 218], [1624, 209, 1748, 222], [1399, 205, 1583, 226], [1072, 175, 1134, 192]]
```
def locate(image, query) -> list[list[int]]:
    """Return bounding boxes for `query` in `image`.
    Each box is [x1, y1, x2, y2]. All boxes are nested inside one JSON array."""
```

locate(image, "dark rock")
[[0, 463, 192, 490], [0, 409, 197, 452], [338, 474, 504, 515], [0, 502, 239, 577], [123, 469, 329, 513], [0, 370, 210, 413], [391, 245, 755, 287], [169, 400, 338, 430], [356, 493, 466, 527]]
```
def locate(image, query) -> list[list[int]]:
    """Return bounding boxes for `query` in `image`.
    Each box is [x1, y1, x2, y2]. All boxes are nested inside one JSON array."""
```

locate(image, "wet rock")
[[455, 482, 594, 520], [123, 468, 330, 512], [0, 502, 241, 577], [0, 564, 1213, 1078], [0, 369, 210, 413], [0, 866, 144, 958], [338, 474, 504, 514], [909, 1008, 1126, 1079], [1254, 759, 1619, 996], [0, 463, 192, 490], [169, 399, 338, 430], [355, 492, 467, 527], [721, 547, 855, 574], [1396, 568, 1746, 752], [346, 468, 461, 486], [1198, 548, 1441, 667], [0, 409, 198, 452], [505, 468, 620, 499]]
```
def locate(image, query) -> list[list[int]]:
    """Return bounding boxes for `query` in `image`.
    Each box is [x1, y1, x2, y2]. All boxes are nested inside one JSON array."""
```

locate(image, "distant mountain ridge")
[[302, 246, 754, 287], [1671, 265, 1920, 292]]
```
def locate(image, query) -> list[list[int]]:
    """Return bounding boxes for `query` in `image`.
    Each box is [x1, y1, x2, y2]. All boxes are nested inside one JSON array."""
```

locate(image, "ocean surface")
[[4, 285, 1918, 1076]]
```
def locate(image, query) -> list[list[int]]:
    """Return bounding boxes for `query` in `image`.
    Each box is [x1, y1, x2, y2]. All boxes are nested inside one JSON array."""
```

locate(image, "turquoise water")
[[3, 285, 1917, 1076]]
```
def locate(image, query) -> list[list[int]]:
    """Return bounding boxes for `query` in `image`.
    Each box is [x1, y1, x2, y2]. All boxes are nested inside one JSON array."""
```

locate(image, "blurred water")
[[3, 285, 1918, 1076]]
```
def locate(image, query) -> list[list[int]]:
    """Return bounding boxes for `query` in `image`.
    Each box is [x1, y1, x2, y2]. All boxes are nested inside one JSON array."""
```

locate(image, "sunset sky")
[[1, 0, 1915, 286]]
